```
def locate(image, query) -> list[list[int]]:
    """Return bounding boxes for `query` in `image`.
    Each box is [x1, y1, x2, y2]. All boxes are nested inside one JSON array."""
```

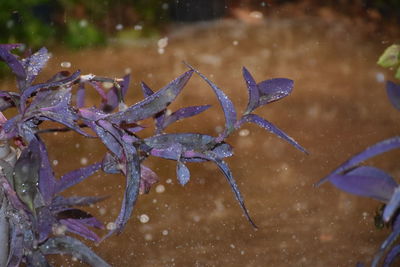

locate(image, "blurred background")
[[1, 0, 400, 266]]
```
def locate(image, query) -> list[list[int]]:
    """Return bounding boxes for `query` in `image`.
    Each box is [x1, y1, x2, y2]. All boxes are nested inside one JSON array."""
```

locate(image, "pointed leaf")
[[327, 166, 397, 202], [51, 196, 107, 211], [141, 81, 154, 97], [242, 67, 260, 114], [107, 70, 193, 124], [162, 105, 211, 130], [76, 83, 85, 108], [40, 236, 110, 267], [0, 47, 26, 90], [21, 47, 51, 86], [177, 161, 190, 185], [238, 114, 307, 154], [60, 219, 101, 242], [140, 165, 159, 194], [55, 163, 101, 194], [186, 63, 237, 135], [37, 138, 57, 204], [144, 133, 215, 152], [371, 224, 400, 267], [383, 187, 400, 222], [386, 81, 400, 110], [317, 137, 400, 186], [257, 78, 293, 106]]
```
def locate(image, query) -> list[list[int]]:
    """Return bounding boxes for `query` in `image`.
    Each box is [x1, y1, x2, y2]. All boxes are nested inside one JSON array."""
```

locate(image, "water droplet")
[[106, 222, 116, 230], [52, 160, 58, 166], [157, 37, 168, 49], [158, 48, 165, 55], [144, 233, 153, 241], [249, 11, 263, 19], [99, 207, 106, 215], [124, 67, 132, 74], [166, 178, 172, 184], [155, 184, 165, 193], [162, 229, 169, 236], [232, 40, 239, 46], [376, 72, 385, 83], [134, 25, 143, 31], [139, 214, 150, 223], [115, 24, 124, 31], [230, 244, 235, 249], [60, 61, 71, 68], [53, 224, 67, 235], [239, 129, 250, 137], [80, 157, 88, 165]]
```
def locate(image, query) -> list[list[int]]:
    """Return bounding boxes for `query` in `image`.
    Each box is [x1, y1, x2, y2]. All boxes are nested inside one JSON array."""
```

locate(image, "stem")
[[0, 189, 9, 267]]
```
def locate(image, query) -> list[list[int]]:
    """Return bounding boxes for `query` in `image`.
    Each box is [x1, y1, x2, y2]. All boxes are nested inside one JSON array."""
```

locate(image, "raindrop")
[[158, 48, 165, 55], [144, 233, 153, 241], [232, 40, 239, 46], [106, 222, 117, 231], [250, 11, 263, 19], [139, 214, 150, 223], [134, 25, 143, 31], [99, 207, 106, 215], [157, 37, 168, 48], [60, 61, 71, 68], [52, 160, 58, 166], [115, 24, 124, 31], [80, 157, 88, 165], [376, 72, 385, 83], [162, 229, 169, 236], [124, 67, 132, 74], [230, 244, 235, 249], [166, 178, 172, 184], [161, 3, 169, 10], [239, 129, 250, 137], [155, 184, 165, 193]]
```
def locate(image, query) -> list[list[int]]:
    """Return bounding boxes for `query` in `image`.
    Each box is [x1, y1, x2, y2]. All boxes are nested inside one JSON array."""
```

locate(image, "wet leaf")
[[177, 161, 190, 185], [327, 166, 397, 202], [237, 114, 307, 154], [384, 245, 400, 267], [186, 63, 237, 136], [37, 138, 57, 204], [383, 187, 400, 222], [55, 163, 101, 194], [76, 83, 85, 108], [161, 105, 211, 130], [60, 219, 101, 242], [140, 165, 159, 194], [317, 136, 400, 186], [107, 70, 193, 124], [242, 67, 260, 114], [257, 78, 293, 106], [386, 81, 400, 110], [99, 74, 130, 112], [377, 44, 400, 68], [40, 236, 110, 267], [21, 47, 51, 86]]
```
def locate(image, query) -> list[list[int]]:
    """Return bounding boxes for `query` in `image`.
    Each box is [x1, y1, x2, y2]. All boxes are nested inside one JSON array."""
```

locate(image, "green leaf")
[[377, 44, 400, 68], [395, 66, 400, 80]]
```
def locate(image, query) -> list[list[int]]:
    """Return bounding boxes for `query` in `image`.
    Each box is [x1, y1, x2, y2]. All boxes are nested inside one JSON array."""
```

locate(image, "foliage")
[[317, 47, 400, 266], [0, 44, 306, 265]]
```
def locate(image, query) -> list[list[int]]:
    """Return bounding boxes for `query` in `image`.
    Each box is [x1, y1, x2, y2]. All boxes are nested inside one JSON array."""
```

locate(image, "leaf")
[[55, 163, 101, 194], [7, 226, 24, 267], [377, 44, 400, 68], [386, 81, 400, 110], [76, 83, 85, 108], [327, 166, 397, 202], [100, 74, 130, 113], [106, 70, 193, 124], [384, 244, 400, 267], [237, 114, 307, 154], [371, 224, 400, 267], [161, 105, 211, 130], [37, 137, 57, 204], [21, 47, 51, 86], [0, 47, 26, 90], [144, 133, 215, 152], [242, 67, 260, 114], [60, 219, 101, 242], [383, 187, 400, 222], [40, 236, 110, 267], [177, 161, 190, 185], [140, 81, 154, 97], [317, 136, 400, 186], [257, 78, 293, 106], [185, 63, 237, 136], [140, 165, 159, 194], [51, 196, 107, 211], [205, 153, 257, 228], [26, 251, 51, 267]]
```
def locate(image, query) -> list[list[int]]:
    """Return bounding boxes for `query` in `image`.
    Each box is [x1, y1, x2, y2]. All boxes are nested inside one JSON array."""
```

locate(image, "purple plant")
[[317, 81, 400, 266], [0, 44, 306, 266]]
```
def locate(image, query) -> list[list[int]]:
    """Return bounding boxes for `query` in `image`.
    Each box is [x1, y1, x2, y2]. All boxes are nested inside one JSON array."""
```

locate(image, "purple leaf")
[[144, 133, 215, 152], [51, 196, 107, 211], [317, 136, 400, 186], [257, 78, 293, 106], [7, 226, 24, 267], [204, 152, 257, 228], [76, 83, 85, 108], [0, 47, 26, 90], [40, 236, 110, 267], [55, 163, 101, 194], [99, 74, 130, 112], [161, 105, 211, 130], [20, 70, 81, 111], [36, 207, 57, 242], [0, 91, 19, 111], [141, 81, 154, 97], [106, 70, 193, 124], [37, 137, 57, 204], [383, 187, 400, 222], [140, 165, 159, 194], [177, 161, 190, 185], [185, 63, 237, 136], [386, 81, 400, 110], [211, 143, 233, 158], [21, 47, 51, 86], [26, 251, 50, 267], [384, 244, 400, 267], [242, 67, 260, 114], [371, 224, 400, 267], [237, 114, 308, 154], [327, 166, 397, 202], [60, 219, 101, 242]]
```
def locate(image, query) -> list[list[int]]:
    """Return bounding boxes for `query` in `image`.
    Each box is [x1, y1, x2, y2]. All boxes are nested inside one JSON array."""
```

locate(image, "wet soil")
[[1, 16, 400, 266]]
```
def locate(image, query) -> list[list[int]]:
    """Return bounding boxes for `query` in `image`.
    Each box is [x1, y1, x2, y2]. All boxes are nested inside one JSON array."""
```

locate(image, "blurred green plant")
[[64, 19, 105, 49], [378, 44, 400, 80]]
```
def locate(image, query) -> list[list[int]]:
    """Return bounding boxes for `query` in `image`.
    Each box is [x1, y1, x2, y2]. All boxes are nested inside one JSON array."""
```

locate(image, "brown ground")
[[1, 13, 400, 267]]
